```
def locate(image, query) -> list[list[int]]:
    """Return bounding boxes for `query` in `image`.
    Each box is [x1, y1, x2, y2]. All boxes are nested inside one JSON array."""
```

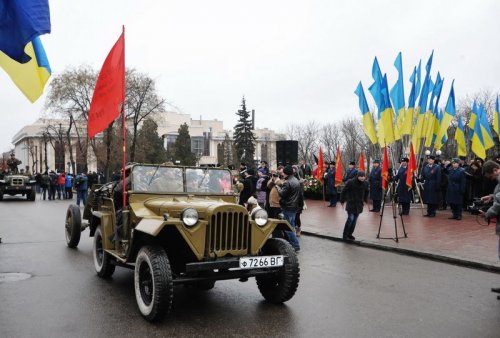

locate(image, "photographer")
[[479, 160, 500, 299]]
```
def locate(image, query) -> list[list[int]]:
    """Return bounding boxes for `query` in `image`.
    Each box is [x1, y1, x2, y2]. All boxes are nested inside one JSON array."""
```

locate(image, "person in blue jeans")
[[75, 173, 88, 207], [340, 171, 369, 241], [276, 165, 302, 251]]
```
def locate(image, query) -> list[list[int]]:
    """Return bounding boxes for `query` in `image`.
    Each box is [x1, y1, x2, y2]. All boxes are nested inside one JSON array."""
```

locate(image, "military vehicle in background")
[[64, 164, 300, 322], [0, 153, 36, 201]]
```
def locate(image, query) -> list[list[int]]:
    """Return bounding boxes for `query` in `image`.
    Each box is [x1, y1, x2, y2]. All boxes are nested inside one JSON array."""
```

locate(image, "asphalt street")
[[1, 197, 499, 338]]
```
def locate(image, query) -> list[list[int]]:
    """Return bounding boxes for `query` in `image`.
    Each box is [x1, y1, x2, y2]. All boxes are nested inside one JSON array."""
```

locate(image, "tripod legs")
[[377, 181, 408, 242]]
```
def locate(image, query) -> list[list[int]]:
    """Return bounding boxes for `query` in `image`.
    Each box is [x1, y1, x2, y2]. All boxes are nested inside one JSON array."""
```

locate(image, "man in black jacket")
[[340, 171, 369, 240], [276, 165, 301, 251]]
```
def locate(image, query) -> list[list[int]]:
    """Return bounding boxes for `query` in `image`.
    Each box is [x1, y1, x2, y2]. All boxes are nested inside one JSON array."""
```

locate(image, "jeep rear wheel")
[[65, 205, 82, 248], [93, 226, 116, 278], [256, 238, 300, 303], [134, 246, 173, 322]]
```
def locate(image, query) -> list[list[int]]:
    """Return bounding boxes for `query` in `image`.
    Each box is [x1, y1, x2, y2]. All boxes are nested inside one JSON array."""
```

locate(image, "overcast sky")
[[1, 0, 499, 152]]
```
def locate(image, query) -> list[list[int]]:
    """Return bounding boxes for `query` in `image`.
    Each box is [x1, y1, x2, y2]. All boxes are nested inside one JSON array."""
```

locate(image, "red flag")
[[334, 146, 343, 187], [316, 146, 325, 183], [88, 31, 125, 138], [381, 147, 389, 189], [358, 151, 365, 172], [406, 143, 416, 190]]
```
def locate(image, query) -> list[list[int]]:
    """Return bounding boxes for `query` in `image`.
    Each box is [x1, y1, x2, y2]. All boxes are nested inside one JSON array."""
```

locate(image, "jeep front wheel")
[[65, 205, 82, 248], [93, 226, 116, 278], [256, 238, 300, 303], [134, 246, 173, 322]]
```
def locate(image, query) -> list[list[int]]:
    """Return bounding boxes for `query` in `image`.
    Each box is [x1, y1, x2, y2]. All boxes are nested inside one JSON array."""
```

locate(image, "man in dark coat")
[[446, 158, 466, 220], [324, 161, 337, 207], [394, 158, 412, 215], [368, 159, 382, 212], [238, 168, 255, 206], [343, 161, 358, 182], [421, 155, 442, 217], [340, 171, 369, 240]]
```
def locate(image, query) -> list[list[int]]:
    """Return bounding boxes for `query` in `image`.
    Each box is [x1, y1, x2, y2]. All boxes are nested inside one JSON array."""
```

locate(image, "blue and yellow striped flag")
[[390, 52, 405, 141], [471, 111, 486, 160], [436, 80, 455, 149], [412, 51, 433, 152], [0, 36, 51, 103], [494, 96, 500, 136], [455, 116, 466, 157], [478, 103, 494, 150], [355, 82, 378, 145]]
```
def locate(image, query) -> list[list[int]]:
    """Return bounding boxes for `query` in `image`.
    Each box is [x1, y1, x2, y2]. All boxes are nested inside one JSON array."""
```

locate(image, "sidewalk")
[[301, 199, 500, 273]]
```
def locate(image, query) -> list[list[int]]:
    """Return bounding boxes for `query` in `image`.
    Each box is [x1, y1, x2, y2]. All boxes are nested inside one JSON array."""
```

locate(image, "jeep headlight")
[[253, 209, 268, 227], [181, 208, 199, 227]]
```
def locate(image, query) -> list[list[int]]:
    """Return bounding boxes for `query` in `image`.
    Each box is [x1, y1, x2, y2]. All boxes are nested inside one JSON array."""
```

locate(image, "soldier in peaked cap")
[[343, 161, 358, 183], [324, 161, 337, 207], [420, 155, 442, 217], [394, 157, 412, 215]]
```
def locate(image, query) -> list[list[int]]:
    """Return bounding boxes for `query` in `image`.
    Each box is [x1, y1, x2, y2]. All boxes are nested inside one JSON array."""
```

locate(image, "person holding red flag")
[[368, 159, 382, 212], [394, 157, 412, 215]]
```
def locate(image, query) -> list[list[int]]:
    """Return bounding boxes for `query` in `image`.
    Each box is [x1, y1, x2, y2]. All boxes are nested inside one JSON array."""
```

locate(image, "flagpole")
[[121, 25, 127, 209]]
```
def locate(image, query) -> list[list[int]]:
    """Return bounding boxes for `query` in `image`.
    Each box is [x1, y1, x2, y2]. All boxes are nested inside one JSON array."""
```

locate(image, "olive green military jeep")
[[65, 164, 299, 322], [0, 173, 36, 201]]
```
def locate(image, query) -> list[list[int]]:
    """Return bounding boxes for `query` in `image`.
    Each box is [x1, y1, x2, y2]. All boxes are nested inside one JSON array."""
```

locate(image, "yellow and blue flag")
[[468, 100, 478, 140], [412, 51, 434, 152], [425, 73, 444, 147], [390, 52, 405, 141], [402, 66, 417, 136], [355, 82, 378, 145], [455, 116, 466, 157], [494, 96, 500, 136], [414, 59, 422, 100], [0, 36, 51, 103], [378, 74, 396, 144], [436, 80, 455, 149], [0, 0, 51, 63], [478, 103, 494, 150], [471, 111, 486, 160]]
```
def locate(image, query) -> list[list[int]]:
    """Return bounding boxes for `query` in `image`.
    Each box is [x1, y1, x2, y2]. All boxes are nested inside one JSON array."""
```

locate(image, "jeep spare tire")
[[256, 238, 300, 303], [134, 246, 173, 322], [65, 204, 82, 248]]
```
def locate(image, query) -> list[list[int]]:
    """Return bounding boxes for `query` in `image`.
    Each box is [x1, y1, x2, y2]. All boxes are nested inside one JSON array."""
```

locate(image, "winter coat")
[[256, 176, 268, 205], [484, 177, 500, 236], [65, 175, 73, 188], [421, 163, 441, 204], [75, 174, 88, 191], [267, 178, 282, 208], [340, 178, 369, 214], [368, 166, 382, 201], [394, 166, 412, 203], [324, 167, 337, 195], [446, 167, 466, 205], [343, 168, 358, 182], [277, 175, 302, 212]]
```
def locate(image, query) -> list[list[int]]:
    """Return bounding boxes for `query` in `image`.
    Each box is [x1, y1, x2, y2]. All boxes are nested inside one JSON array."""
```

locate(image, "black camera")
[[468, 198, 492, 215]]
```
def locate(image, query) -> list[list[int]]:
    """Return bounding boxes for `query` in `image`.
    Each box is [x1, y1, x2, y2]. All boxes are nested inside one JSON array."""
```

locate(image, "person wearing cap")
[[369, 159, 382, 212], [394, 157, 412, 215], [276, 165, 301, 251], [340, 170, 369, 240], [7, 152, 22, 174], [420, 155, 442, 217], [445, 158, 466, 220], [324, 161, 337, 207], [343, 161, 358, 183], [238, 168, 256, 207]]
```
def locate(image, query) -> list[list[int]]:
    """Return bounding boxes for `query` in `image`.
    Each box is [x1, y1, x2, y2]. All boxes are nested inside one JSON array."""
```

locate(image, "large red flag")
[[334, 146, 343, 187], [316, 146, 325, 183], [406, 143, 416, 190], [381, 147, 389, 189], [358, 151, 365, 172], [88, 31, 125, 138]]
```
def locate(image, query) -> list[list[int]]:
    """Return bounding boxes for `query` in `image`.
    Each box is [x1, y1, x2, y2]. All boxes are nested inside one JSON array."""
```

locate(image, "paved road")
[[1, 197, 499, 338]]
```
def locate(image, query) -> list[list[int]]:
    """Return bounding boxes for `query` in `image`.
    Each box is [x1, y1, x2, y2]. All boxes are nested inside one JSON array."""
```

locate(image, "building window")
[[203, 131, 211, 156], [191, 137, 204, 156], [165, 134, 177, 151]]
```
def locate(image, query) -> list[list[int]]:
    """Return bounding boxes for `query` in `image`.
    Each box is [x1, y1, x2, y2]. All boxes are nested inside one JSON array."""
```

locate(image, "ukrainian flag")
[[402, 66, 417, 136], [424, 73, 443, 147], [412, 51, 433, 153], [494, 96, 500, 136], [436, 81, 455, 149], [378, 74, 396, 144], [355, 82, 378, 145], [468, 101, 478, 140], [0, 36, 51, 103], [479, 104, 494, 150], [455, 116, 466, 157], [390, 52, 405, 141], [471, 112, 486, 160]]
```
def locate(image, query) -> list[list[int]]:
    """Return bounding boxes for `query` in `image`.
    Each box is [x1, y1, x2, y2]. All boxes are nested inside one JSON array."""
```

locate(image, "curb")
[[302, 230, 500, 275]]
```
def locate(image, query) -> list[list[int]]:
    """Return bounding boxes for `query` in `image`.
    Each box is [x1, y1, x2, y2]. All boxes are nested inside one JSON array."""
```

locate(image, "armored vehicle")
[[65, 164, 299, 322], [0, 173, 36, 201]]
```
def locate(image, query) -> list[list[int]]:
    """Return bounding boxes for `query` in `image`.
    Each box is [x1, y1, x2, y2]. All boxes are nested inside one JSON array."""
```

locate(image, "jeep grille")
[[12, 178, 24, 186], [208, 211, 249, 255]]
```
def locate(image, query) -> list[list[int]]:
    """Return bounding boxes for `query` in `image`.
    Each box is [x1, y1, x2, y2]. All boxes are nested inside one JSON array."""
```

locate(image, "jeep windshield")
[[131, 165, 233, 194]]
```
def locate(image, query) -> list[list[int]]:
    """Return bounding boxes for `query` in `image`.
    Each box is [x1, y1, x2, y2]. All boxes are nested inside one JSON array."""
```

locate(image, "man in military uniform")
[[7, 153, 21, 174], [420, 155, 442, 217], [368, 159, 382, 212]]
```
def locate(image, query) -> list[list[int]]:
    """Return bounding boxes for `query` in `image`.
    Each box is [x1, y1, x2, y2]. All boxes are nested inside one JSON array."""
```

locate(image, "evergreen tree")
[[222, 133, 234, 167], [233, 97, 256, 166], [172, 123, 196, 166], [135, 119, 167, 164]]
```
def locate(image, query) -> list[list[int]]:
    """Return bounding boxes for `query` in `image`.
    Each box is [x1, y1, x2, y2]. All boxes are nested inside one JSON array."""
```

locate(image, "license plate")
[[239, 255, 284, 269]]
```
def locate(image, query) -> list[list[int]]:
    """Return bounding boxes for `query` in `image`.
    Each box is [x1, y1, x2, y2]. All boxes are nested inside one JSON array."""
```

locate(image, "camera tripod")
[[376, 180, 408, 242]]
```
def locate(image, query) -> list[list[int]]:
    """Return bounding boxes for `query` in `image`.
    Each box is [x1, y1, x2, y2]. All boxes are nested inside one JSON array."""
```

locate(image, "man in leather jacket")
[[276, 165, 301, 251]]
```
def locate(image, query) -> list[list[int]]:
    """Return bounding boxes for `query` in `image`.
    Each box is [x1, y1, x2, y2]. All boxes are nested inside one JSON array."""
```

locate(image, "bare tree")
[[285, 121, 320, 164], [321, 123, 342, 162], [125, 69, 166, 162]]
